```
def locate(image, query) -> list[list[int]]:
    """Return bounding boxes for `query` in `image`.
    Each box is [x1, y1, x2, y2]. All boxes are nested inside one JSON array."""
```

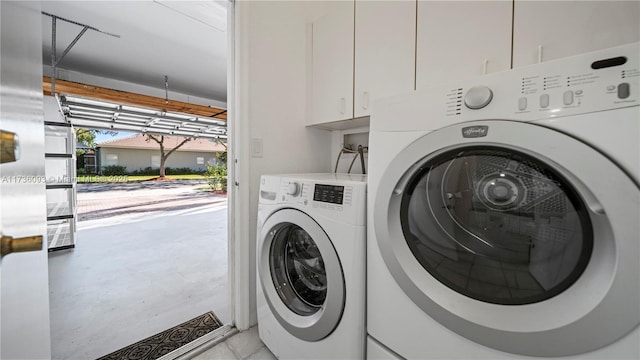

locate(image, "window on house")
[[197, 157, 204, 165], [106, 154, 118, 166], [151, 155, 161, 168]]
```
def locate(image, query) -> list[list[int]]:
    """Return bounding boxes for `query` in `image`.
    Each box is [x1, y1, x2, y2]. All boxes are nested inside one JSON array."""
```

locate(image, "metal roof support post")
[[51, 16, 56, 94], [50, 22, 90, 94]]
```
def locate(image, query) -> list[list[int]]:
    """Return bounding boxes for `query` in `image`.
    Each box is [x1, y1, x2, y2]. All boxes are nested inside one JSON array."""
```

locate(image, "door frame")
[[227, 0, 253, 330]]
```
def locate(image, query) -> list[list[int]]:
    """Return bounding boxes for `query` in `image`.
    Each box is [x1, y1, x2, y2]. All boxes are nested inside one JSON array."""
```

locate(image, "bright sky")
[[95, 131, 136, 144]]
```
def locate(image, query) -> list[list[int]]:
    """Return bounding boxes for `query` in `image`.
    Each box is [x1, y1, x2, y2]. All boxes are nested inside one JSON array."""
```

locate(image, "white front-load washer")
[[367, 43, 639, 359], [257, 173, 366, 359]]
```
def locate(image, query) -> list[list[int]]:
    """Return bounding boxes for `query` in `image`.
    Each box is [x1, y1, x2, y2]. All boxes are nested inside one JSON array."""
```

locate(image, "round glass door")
[[400, 147, 593, 305], [269, 223, 327, 315], [258, 208, 345, 342], [373, 119, 640, 356]]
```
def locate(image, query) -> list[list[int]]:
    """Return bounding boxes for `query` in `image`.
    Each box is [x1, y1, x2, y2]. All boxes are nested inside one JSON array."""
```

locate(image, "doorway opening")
[[40, 2, 232, 358]]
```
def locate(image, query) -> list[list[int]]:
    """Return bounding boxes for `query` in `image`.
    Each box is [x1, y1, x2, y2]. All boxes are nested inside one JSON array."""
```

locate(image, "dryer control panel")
[[458, 43, 639, 119], [372, 42, 639, 133], [459, 43, 639, 120]]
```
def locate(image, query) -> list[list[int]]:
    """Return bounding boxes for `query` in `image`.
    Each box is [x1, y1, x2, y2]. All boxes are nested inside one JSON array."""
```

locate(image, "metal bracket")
[[42, 11, 121, 94]]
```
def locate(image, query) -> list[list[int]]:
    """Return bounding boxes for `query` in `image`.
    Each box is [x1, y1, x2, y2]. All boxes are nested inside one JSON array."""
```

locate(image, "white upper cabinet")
[[354, 0, 416, 118], [416, 1, 512, 90], [513, 1, 640, 67], [311, 1, 355, 125]]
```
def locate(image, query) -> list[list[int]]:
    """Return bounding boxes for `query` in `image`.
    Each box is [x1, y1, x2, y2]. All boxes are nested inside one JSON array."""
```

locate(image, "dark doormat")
[[97, 311, 223, 360]]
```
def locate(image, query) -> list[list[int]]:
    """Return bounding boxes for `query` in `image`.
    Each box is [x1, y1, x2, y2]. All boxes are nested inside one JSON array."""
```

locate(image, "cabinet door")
[[416, 1, 512, 90], [513, 1, 640, 67], [354, 0, 416, 118], [311, 1, 354, 125]]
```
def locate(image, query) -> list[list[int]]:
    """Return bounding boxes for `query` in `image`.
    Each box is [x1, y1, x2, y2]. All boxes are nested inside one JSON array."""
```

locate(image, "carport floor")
[[48, 202, 229, 360]]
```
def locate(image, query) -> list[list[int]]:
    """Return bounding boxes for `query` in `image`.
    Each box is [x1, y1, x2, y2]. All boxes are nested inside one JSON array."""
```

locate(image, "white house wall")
[[97, 148, 219, 173], [235, 0, 336, 326]]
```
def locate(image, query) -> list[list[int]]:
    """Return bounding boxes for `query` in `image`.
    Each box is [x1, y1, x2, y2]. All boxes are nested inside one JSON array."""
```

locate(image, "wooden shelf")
[[43, 77, 227, 120], [307, 116, 370, 131]]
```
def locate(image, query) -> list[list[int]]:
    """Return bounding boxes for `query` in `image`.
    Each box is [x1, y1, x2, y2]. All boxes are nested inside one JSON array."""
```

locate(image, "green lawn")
[[77, 174, 206, 183]]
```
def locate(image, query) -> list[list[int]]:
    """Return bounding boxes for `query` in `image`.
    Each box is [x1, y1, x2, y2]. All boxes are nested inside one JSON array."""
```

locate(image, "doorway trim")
[[227, 0, 253, 331]]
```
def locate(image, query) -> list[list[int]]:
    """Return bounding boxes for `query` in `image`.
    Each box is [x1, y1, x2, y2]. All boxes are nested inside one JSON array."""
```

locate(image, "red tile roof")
[[97, 134, 226, 152]]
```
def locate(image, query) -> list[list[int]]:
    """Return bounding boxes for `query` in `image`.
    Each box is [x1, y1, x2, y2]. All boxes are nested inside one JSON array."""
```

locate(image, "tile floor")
[[191, 327, 276, 360], [48, 202, 229, 359]]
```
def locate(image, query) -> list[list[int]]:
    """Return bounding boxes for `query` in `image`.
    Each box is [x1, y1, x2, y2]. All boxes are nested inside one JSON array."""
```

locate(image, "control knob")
[[287, 182, 301, 197], [464, 86, 493, 109]]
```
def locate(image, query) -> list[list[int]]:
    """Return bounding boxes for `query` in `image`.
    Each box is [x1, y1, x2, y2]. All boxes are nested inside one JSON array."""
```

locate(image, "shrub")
[[128, 167, 200, 176], [204, 164, 227, 191], [165, 167, 196, 175], [129, 167, 157, 176], [101, 165, 126, 175]]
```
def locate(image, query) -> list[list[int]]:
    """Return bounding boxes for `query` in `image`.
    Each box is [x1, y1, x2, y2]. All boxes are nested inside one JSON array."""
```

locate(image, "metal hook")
[[165, 75, 169, 104]]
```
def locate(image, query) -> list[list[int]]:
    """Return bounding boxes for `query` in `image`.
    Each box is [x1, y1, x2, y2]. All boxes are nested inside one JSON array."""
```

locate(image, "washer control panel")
[[280, 178, 357, 206], [313, 184, 345, 205], [286, 182, 300, 196], [280, 179, 309, 204], [279, 179, 354, 212], [259, 175, 366, 226]]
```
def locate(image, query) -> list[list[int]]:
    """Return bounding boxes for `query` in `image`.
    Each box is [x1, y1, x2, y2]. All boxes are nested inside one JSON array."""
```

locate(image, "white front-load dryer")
[[367, 43, 639, 359], [257, 173, 366, 359]]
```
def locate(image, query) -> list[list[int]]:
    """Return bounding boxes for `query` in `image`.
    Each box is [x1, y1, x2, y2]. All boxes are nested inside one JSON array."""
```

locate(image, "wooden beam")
[[43, 76, 227, 120]]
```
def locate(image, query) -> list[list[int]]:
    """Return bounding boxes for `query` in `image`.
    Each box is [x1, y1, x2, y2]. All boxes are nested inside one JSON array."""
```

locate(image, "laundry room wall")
[[233, 0, 640, 328], [234, 0, 336, 326]]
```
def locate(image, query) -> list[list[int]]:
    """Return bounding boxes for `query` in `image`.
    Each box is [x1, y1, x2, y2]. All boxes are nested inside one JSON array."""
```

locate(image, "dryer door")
[[258, 208, 345, 342], [374, 120, 639, 356]]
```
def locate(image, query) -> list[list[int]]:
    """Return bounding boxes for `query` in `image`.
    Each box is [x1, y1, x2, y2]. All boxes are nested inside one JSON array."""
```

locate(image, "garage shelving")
[[45, 120, 77, 251]]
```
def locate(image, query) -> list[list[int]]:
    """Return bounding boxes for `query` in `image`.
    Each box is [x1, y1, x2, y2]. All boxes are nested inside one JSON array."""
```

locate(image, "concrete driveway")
[[48, 180, 229, 359], [77, 180, 227, 221]]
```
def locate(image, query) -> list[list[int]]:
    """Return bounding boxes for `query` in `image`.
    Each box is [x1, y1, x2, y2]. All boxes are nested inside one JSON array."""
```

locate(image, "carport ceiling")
[[40, 1, 228, 138], [40, 1, 228, 102]]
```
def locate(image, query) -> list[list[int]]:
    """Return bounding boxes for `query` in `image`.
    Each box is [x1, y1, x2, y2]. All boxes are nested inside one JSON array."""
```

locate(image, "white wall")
[[234, 0, 336, 326], [97, 148, 218, 173]]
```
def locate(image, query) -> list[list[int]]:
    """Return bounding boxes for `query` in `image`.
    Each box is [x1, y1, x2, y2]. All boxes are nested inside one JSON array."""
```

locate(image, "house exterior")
[[96, 134, 226, 174]]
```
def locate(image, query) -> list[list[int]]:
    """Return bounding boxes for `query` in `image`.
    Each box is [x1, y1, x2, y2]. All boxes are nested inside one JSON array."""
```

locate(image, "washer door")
[[258, 208, 345, 341], [374, 120, 639, 356]]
